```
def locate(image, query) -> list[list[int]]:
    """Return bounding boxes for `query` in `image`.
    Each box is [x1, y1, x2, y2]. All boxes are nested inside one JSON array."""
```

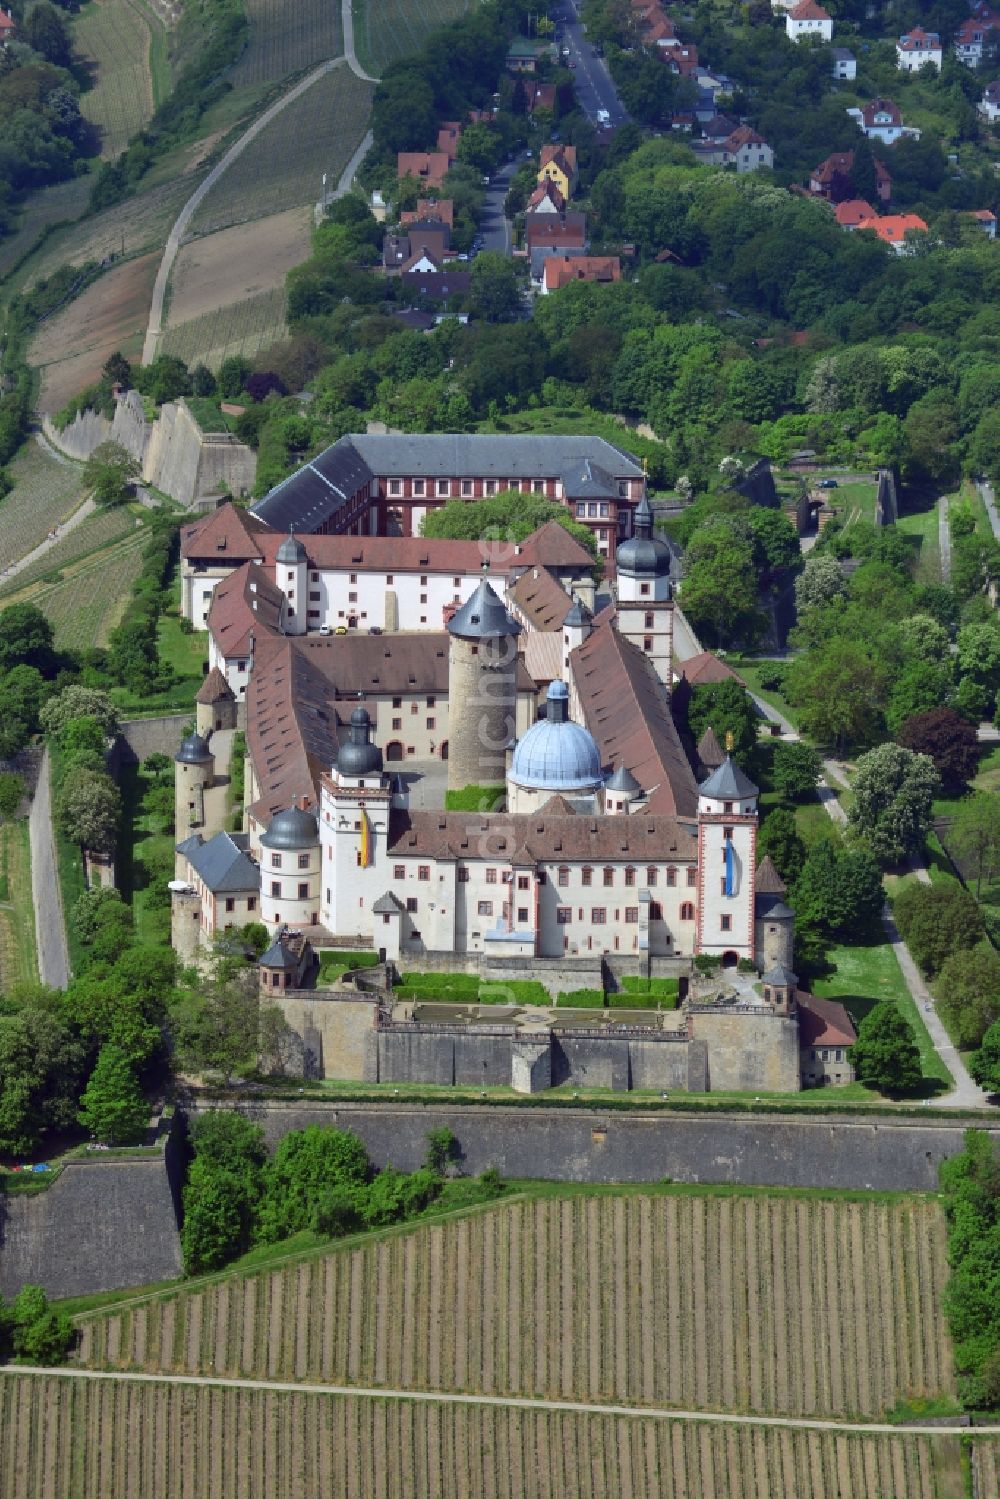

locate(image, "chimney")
[[533, 567, 538, 579]]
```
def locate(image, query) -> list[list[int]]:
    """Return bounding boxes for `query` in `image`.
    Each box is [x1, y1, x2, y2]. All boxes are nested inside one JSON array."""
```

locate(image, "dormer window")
[[724, 802, 732, 814]]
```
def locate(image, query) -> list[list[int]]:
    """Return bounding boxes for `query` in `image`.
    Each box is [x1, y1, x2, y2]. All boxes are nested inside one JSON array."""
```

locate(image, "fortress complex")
[[173, 439, 854, 1093]]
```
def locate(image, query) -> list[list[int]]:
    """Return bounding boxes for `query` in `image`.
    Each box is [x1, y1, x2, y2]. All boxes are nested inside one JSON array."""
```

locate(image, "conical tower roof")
[[755, 855, 787, 895], [447, 578, 521, 640], [699, 754, 758, 800], [696, 726, 725, 770]]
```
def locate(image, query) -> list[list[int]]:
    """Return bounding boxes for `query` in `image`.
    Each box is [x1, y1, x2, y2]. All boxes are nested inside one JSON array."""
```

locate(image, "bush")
[[556, 988, 605, 1007], [894, 883, 985, 978], [620, 977, 680, 998], [257, 1126, 370, 1244], [318, 949, 380, 978], [311, 1185, 362, 1238], [8, 1285, 74, 1365], [361, 1166, 441, 1227], [425, 1127, 457, 1175], [694, 954, 722, 975], [479, 980, 549, 1006]]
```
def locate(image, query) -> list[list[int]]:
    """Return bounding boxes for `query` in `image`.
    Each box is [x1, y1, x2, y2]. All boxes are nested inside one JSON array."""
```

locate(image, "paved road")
[[315, 126, 374, 224], [938, 493, 951, 583], [555, 2, 629, 127], [28, 749, 70, 990], [479, 160, 517, 253], [343, 0, 378, 82], [977, 477, 1000, 540], [7, 1364, 999, 1437]]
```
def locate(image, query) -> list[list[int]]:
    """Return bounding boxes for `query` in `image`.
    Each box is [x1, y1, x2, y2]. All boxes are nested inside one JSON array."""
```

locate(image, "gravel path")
[[28, 748, 70, 989], [977, 478, 1000, 541], [6, 1364, 999, 1437]]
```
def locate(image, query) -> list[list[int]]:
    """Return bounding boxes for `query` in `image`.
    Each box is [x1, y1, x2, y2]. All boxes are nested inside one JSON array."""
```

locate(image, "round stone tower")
[[260, 802, 321, 933], [174, 731, 215, 867], [446, 578, 521, 793]]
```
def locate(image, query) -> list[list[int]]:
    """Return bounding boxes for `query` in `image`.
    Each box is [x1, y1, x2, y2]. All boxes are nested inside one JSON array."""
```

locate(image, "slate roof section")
[[447, 578, 522, 639], [796, 993, 857, 1049], [373, 891, 405, 913], [762, 964, 798, 988], [386, 808, 697, 861], [699, 755, 759, 800], [178, 831, 260, 893], [348, 432, 643, 480], [570, 620, 699, 818], [508, 568, 575, 632], [250, 436, 374, 534], [260, 939, 300, 969]]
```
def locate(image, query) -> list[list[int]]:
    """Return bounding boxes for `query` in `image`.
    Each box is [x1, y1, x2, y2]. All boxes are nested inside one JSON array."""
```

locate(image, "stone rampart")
[[189, 1099, 1000, 1193], [0, 1136, 183, 1299], [116, 714, 190, 766], [43, 394, 255, 509]]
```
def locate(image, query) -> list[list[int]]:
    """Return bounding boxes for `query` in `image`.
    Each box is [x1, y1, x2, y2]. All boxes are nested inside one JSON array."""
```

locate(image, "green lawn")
[[895, 495, 941, 585], [813, 939, 953, 1092], [727, 656, 800, 730]]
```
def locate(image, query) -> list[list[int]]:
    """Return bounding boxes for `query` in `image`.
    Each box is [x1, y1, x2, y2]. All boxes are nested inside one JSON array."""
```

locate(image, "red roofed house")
[[796, 993, 856, 1086], [856, 211, 928, 253], [724, 124, 774, 172], [833, 198, 877, 229], [436, 122, 462, 160], [538, 143, 579, 199], [524, 81, 557, 113], [397, 152, 450, 189], [542, 256, 621, 293], [526, 178, 565, 215], [846, 97, 920, 144], [810, 150, 892, 204], [956, 8, 1000, 68], [786, 0, 832, 44], [525, 212, 587, 258], [401, 198, 454, 228], [897, 27, 942, 72], [0, 8, 14, 44], [969, 208, 997, 238]]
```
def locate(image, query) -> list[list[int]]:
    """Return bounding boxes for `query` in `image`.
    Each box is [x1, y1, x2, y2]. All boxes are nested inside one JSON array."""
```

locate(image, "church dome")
[[509, 681, 602, 792], [260, 804, 319, 850], [616, 493, 672, 580], [337, 706, 383, 777]]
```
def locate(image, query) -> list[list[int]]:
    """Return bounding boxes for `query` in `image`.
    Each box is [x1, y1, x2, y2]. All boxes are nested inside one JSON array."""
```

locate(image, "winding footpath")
[[744, 689, 988, 1110], [142, 0, 378, 364], [5, 1364, 1000, 1438]]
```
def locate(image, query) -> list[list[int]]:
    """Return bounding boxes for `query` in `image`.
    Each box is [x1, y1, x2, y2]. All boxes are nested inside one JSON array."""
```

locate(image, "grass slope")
[[0, 820, 37, 991], [74, 0, 158, 160]]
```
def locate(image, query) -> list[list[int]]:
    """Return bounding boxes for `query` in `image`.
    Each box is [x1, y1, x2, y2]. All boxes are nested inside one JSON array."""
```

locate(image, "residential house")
[[725, 124, 774, 173], [538, 144, 579, 199], [401, 199, 454, 228], [701, 113, 738, 141], [524, 82, 557, 113], [846, 98, 920, 145], [506, 37, 557, 73], [666, 42, 699, 75], [542, 256, 622, 294], [786, 0, 832, 44], [856, 212, 928, 253], [832, 198, 878, 230], [978, 78, 1000, 121], [897, 27, 942, 72], [525, 212, 588, 266], [830, 46, 856, 80], [0, 8, 15, 44], [769, 0, 799, 10], [437, 122, 462, 160], [398, 250, 444, 275], [810, 150, 892, 203], [797, 993, 856, 1087], [956, 7, 1000, 68], [969, 208, 998, 238], [395, 269, 471, 305], [383, 220, 451, 269], [526, 179, 565, 215], [397, 152, 450, 189]]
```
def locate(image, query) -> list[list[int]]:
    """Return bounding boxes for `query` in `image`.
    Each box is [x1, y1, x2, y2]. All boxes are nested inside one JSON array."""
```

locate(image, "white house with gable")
[[786, 0, 832, 43]]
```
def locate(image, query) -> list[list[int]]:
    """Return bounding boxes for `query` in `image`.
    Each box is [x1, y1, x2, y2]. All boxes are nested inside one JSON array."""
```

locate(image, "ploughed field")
[[77, 1192, 954, 1420], [0, 1374, 979, 1499]]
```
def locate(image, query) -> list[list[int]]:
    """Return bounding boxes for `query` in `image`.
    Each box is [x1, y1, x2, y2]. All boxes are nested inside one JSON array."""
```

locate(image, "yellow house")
[[537, 144, 578, 200]]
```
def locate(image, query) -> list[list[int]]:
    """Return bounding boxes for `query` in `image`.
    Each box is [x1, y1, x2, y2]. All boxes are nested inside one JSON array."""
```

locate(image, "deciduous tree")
[[847, 742, 939, 864], [937, 945, 1000, 1050], [77, 1043, 149, 1145], [850, 1004, 923, 1095], [946, 795, 1000, 899], [898, 707, 980, 792]]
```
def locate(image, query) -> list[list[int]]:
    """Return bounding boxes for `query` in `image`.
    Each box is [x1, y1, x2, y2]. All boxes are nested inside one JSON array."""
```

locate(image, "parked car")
[[318, 625, 332, 636], [819, 478, 839, 489]]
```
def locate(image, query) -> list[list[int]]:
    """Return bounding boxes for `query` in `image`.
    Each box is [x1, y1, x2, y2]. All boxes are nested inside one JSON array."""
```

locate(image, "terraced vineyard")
[[0, 821, 37, 992], [0, 1374, 977, 1499], [189, 64, 375, 234], [357, 0, 479, 72], [77, 1192, 955, 1419], [0, 507, 137, 599], [0, 179, 92, 282], [0, 446, 86, 572], [229, 0, 343, 84], [75, 0, 159, 159], [160, 287, 289, 370]]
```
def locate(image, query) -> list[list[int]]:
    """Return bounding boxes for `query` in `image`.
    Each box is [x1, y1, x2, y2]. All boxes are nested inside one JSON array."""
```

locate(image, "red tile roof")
[[796, 993, 857, 1049], [511, 519, 595, 571], [678, 651, 743, 688], [571, 620, 699, 818], [526, 214, 587, 250], [789, 0, 830, 18], [397, 152, 450, 188], [856, 212, 928, 245], [507, 567, 575, 632], [540, 143, 578, 174], [401, 198, 454, 228], [196, 666, 236, 704], [898, 27, 940, 50], [207, 562, 285, 660], [833, 198, 877, 228], [180, 503, 268, 563], [543, 256, 621, 292], [385, 807, 697, 862]]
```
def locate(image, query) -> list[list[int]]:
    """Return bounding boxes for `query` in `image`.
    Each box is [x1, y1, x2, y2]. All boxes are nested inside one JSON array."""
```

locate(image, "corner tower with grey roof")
[[446, 577, 521, 793], [174, 730, 215, 865], [276, 531, 307, 636], [695, 755, 759, 966], [615, 492, 674, 687]]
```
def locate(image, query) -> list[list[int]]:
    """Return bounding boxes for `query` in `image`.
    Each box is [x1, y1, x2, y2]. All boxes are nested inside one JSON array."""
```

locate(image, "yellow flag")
[[359, 810, 371, 868]]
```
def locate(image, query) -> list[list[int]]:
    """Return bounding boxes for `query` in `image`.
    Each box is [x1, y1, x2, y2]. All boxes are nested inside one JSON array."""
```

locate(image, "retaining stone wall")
[[187, 1100, 1000, 1193]]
